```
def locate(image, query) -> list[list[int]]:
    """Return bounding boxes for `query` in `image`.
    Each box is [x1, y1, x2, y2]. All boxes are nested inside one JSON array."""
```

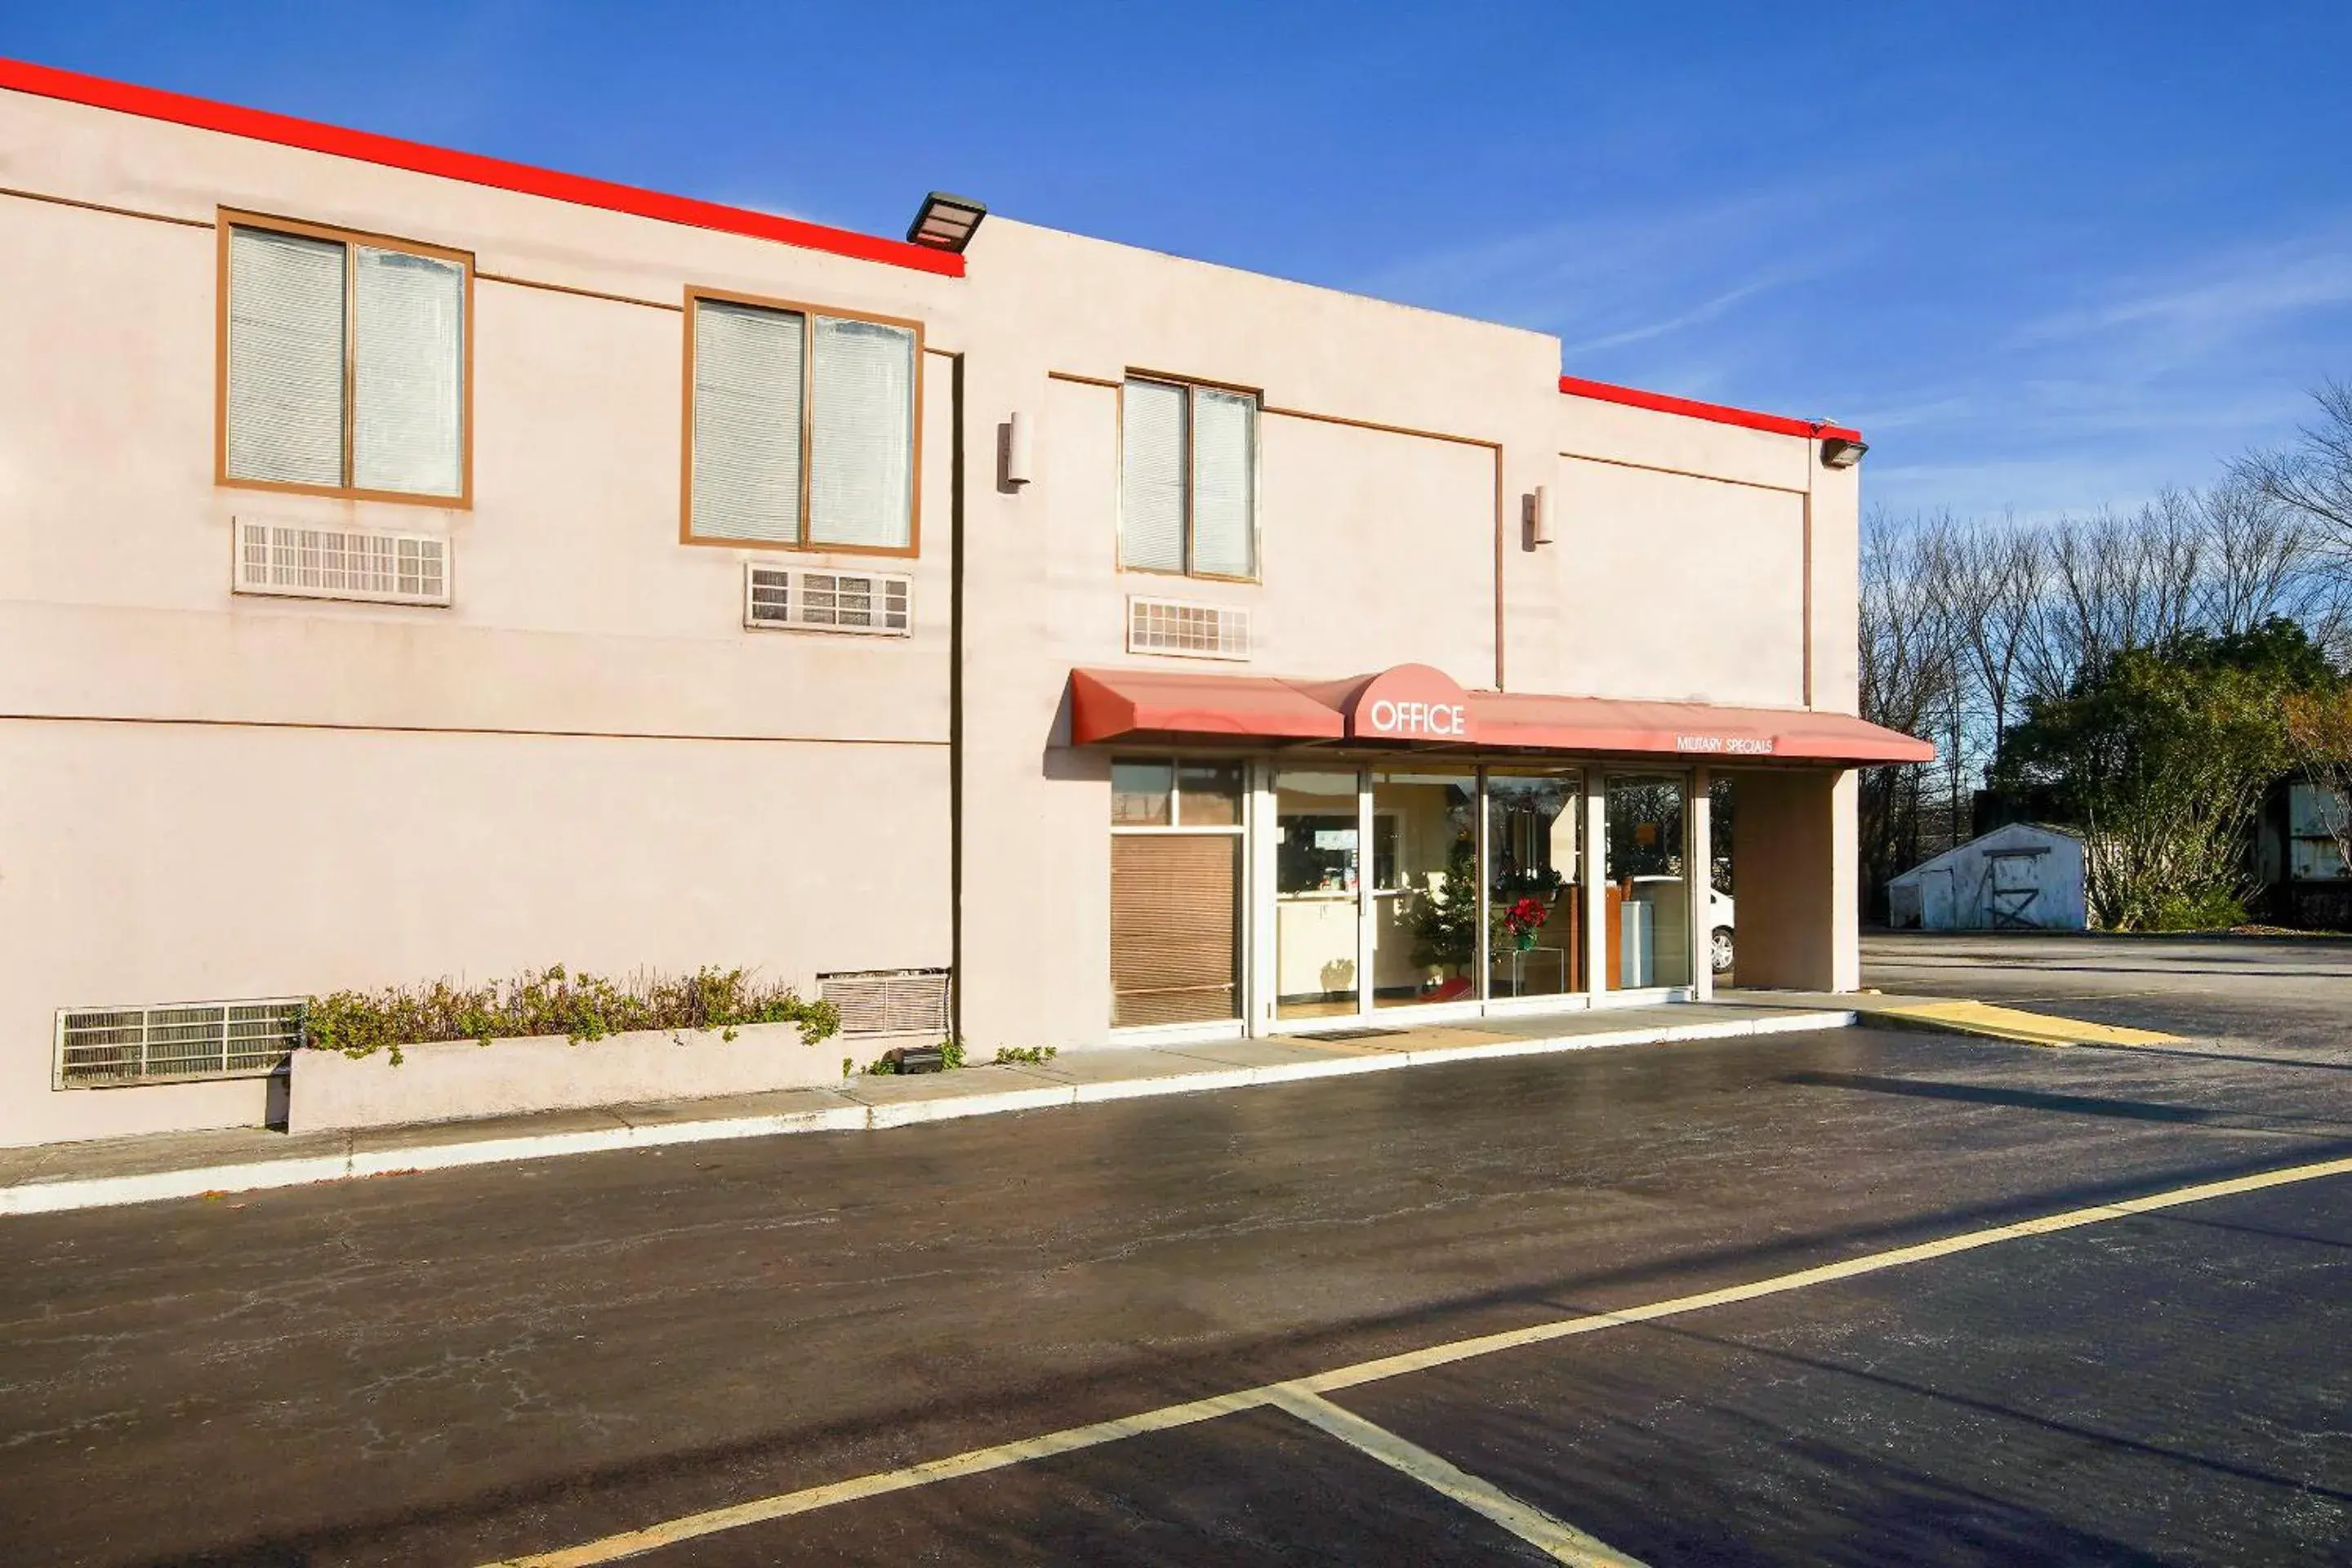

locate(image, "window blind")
[[1191, 388, 1256, 577], [1110, 835, 1242, 1026], [691, 299, 805, 542], [1120, 379, 1187, 571], [225, 227, 345, 487], [352, 246, 465, 496], [808, 317, 915, 549]]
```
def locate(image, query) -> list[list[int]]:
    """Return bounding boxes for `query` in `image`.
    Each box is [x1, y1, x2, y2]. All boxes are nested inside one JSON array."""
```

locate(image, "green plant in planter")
[[303, 964, 841, 1062]]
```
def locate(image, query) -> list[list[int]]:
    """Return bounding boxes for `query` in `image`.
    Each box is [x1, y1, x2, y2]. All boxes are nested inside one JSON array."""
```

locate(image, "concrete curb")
[[0, 1009, 1856, 1218]]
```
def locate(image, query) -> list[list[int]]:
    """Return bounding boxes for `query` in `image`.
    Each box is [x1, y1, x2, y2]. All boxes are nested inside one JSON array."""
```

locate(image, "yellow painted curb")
[[1876, 999, 2185, 1049]]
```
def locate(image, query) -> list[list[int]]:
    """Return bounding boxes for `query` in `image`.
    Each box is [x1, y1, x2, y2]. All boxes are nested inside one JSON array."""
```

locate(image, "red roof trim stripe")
[[1560, 374, 1860, 444], [0, 56, 964, 279]]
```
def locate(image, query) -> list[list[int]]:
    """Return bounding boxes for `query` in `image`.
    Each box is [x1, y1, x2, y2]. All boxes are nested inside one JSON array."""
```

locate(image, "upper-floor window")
[[220, 214, 470, 504], [685, 290, 920, 555], [1120, 376, 1257, 579]]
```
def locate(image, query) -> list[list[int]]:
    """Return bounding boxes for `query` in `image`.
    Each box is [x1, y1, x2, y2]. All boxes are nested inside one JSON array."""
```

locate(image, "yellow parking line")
[[493, 1387, 1277, 1567], [1265, 1385, 1648, 1566], [486, 1152, 2352, 1567]]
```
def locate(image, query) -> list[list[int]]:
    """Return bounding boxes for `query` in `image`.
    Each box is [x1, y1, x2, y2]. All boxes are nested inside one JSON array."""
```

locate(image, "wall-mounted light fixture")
[[1002, 410, 1034, 488], [1820, 435, 1867, 469], [1526, 484, 1555, 546], [906, 192, 988, 253]]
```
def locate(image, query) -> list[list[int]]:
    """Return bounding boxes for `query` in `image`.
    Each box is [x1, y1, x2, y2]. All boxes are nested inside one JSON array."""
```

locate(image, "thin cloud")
[[2014, 227, 2352, 360], [1565, 275, 1787, 355], [1352, 177, 1886, 354]]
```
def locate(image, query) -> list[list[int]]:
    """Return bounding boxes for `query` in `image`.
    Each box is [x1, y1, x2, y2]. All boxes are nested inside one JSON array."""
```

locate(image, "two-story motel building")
[[0, 58, 1931, 1148]]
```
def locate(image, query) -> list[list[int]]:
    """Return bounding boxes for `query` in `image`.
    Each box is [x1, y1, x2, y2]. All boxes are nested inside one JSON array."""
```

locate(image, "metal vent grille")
[[820, 969, 951, 1037], [237, 522, 450, 606], [1128, 597, 1250, 660], [746, 566, 911, 635], [56, 999, 304, 1088]]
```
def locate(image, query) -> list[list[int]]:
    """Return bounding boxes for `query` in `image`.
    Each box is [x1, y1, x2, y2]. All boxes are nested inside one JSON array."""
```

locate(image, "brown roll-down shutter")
[[1111, 835, 1241, 1027]]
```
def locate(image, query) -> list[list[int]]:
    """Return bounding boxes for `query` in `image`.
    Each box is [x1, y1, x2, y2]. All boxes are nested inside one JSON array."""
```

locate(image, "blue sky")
[[10, 1, 2351, 519]]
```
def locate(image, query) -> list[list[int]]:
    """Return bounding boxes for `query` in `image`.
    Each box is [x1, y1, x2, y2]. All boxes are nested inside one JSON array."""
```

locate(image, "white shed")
[[1886, 822, 2087, 931]]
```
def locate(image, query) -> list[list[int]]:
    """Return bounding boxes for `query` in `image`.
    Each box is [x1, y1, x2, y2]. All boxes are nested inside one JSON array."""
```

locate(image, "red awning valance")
[[1068, 666, 1934, 766]]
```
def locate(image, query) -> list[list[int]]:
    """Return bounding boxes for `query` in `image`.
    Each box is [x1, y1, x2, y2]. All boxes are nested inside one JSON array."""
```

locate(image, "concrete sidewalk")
[[0, 1000, 1856, 1217]]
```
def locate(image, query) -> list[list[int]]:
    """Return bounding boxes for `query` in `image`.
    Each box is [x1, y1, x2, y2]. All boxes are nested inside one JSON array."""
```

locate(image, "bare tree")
[[2239, 377, 2352, 559], [1944, 511, 2043, 773], [1858, 510, 1964, 908], [1858, 414, 2352, 924], [2196, 471, 2348, 641]]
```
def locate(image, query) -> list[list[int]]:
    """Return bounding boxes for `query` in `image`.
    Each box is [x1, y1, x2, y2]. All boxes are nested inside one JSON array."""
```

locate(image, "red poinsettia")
[[1503, 896, 1548, 938]]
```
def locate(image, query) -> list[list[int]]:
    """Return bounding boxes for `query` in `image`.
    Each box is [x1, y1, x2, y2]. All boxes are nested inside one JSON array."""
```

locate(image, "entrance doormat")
[[1302, 1027, 1410, 1041]]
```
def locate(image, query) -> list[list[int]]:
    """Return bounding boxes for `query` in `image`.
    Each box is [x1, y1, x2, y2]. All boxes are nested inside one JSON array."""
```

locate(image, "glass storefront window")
[[1486, 768, 1584, 998], [1111, 760, 1174, 826], [1174, 760, 1243, 826], [1372, 768, 1479, 1008], [1605, 773, 1690, 989], [1276, 768, 1361, 1018]]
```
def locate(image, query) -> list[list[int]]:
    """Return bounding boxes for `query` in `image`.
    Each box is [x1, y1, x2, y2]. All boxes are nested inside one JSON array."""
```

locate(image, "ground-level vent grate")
[[1128, 596, 1250, 660], [56, 999, 304, 1088], [1303, 1027, 1408, 1041], [820, 969, 951, 1037], [237, 522, 450, 606]]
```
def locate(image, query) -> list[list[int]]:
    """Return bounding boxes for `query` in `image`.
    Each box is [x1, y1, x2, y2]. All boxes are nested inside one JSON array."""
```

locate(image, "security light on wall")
[[907, 192, 988, 252], [1527, 484, 1555, 546], [1820, 435, 1868, 469]]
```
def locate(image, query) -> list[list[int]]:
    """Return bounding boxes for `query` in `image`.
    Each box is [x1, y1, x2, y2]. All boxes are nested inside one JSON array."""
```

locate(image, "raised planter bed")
[[287, 1022, 862, 1134]]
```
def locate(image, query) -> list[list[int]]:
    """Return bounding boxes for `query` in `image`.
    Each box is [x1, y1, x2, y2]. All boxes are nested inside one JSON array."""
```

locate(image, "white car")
[[1624, 876, 1738, 974]]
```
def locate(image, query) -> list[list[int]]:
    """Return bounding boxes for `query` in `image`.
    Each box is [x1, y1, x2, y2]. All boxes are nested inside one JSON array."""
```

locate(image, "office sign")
[[1348, 664, 1478, 743]]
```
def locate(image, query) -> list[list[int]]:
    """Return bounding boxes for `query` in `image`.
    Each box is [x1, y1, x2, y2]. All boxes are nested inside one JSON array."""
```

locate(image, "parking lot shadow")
[[1780, 1070, 2352, 1140]]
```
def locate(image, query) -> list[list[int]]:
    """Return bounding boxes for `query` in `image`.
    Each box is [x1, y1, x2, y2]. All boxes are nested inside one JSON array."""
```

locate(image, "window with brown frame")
[[219, 214, 471, 505], [1120, 376, 1258, 579], [684, 290, 920, 555]]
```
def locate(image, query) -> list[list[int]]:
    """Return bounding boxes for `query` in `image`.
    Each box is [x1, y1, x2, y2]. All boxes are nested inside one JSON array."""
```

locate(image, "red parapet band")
[[1560, 374, 1860, 444], [0, 55, 965, 278]]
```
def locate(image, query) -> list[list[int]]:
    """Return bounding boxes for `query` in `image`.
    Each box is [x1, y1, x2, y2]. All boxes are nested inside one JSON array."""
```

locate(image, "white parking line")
[[485, 1152, 2352, 1566], [1265, 1385, 1647, 1566]]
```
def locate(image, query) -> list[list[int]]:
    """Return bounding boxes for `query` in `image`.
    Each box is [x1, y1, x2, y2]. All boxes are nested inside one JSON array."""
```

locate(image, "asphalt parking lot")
[[2, 932, 2347, 1566]]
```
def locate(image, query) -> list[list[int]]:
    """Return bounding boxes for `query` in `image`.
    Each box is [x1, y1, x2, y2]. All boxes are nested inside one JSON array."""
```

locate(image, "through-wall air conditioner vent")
[[56, 998, 304, 1089], [820, 969, 951, 1037], [236, 521, 451, 606], [745, 566, 912, 635], [1128, 596, 1250, 660]]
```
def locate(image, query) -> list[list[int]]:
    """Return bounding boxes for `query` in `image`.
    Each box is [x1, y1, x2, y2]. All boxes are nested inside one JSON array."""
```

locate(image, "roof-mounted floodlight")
[[907, 192, 987, 253], [1820, 435, 1867, 469]]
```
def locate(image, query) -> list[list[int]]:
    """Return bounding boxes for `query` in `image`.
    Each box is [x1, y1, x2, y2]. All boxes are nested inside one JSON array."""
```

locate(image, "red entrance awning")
[[1069, 667, 1346, 743], [1068, 665, 1934, 766], [1469, 690, 1936, 765]]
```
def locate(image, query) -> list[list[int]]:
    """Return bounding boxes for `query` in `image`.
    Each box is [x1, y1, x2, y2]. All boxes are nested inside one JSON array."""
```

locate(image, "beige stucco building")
[[0, 57, 1929, 1148]]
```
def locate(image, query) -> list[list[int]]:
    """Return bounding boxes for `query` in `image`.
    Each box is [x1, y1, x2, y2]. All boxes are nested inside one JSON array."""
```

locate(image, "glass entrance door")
[[1274, 768, 1362, 1019], [1370, 767, 1479, 1008]]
